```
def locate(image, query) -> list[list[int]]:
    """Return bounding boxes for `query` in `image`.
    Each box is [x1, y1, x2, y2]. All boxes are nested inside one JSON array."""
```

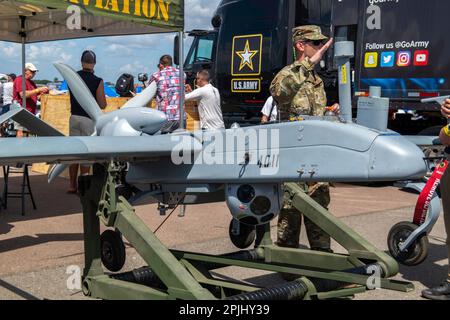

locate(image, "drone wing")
[[0, 107, 64, 137], [0, 134, 201, 166]]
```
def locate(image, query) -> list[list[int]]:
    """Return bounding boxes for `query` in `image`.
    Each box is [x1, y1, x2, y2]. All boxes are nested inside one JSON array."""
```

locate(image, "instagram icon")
[[397, 51, 411, 67]]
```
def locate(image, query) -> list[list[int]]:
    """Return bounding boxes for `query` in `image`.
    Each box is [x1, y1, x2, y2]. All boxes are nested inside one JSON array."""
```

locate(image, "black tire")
[[100, 230, 126, 272], [229, 219, 256, 249], [387, 221, 429, 266]]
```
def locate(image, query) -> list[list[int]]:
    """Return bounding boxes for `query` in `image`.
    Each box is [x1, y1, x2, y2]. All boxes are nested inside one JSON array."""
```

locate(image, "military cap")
[[292, 25, 328, 44]]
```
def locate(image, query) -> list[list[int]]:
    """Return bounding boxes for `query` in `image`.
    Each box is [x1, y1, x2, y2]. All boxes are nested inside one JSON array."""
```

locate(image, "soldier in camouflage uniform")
[[270, 25, 340, 252]]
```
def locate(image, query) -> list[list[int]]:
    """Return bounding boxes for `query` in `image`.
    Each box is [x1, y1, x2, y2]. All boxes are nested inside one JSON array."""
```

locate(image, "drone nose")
[[368, 134, 427, 181]]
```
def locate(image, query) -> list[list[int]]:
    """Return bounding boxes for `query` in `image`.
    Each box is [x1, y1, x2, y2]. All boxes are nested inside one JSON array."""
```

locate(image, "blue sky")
[[0, 0, 221, 83]]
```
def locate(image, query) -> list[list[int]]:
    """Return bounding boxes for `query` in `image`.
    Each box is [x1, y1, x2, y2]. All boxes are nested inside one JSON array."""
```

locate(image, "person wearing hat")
[[13, 63, 49, 137], [67, 50, 107, 194], [269, 26, 340, 262]]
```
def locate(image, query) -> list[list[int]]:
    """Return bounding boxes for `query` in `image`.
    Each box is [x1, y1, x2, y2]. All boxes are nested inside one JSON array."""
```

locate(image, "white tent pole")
[[178, 30, 185, 129], [21, 37, 26, 109], [20, 16, 26, 109]]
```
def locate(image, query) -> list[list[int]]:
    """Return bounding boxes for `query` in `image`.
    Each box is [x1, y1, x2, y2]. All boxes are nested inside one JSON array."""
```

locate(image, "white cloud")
[[105, 43, 132, 56], [185, 0, 221, 30], [102, 34, 174, 51], [57, 52, 73, 64], [119, 61, 145, 74], [2, 45, 17, 58]]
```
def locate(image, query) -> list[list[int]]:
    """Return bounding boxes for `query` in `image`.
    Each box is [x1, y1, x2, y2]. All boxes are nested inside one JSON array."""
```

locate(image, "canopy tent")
[[0, 0, 184, 43], [0, 0, 185, 126]]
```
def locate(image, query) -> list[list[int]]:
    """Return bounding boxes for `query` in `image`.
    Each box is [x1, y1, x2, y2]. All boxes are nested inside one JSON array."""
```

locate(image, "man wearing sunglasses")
[[270, 25, 339, 263]]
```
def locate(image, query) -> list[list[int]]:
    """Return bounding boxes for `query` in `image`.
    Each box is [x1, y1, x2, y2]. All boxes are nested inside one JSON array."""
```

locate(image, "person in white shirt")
[[1, 73, 16, 115], [261, 96, 278, 123], [185, 70, 224, 130]]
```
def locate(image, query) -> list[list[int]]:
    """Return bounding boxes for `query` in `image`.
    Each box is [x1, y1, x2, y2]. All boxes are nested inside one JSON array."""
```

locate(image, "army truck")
[[179, 0, 450, 134]]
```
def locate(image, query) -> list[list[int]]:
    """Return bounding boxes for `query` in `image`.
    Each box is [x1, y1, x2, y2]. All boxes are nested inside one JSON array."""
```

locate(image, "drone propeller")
[[121, 82, 157, 109], [48, 163, 68, 183], [54, 63, 162, 135], [53, 63, 102, 122], [49, 64, 166, 183]]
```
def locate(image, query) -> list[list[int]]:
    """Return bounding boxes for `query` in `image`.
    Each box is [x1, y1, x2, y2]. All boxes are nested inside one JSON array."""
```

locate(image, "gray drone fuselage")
[[126, 120, 426, 185]]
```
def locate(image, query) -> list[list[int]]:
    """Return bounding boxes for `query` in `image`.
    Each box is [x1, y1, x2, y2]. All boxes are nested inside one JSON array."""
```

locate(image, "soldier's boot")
[[276, 208, 302, 281], [422, 279, 450, 300], [276, 208, 301, 248], [305, 185, 333, 253], [304, 216, 333, 253]]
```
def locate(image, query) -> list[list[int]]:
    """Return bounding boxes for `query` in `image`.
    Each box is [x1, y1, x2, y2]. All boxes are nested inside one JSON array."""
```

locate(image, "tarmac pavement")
[[0, 172, 448, 300]]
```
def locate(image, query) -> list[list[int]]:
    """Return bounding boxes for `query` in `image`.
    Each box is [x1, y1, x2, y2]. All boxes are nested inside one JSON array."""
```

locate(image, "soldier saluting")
[[270, 25, 340, 257]]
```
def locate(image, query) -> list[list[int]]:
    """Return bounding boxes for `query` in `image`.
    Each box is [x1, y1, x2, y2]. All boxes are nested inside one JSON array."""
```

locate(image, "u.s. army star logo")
[[236, 40, 258, 71], [232, 34, 263, 76]]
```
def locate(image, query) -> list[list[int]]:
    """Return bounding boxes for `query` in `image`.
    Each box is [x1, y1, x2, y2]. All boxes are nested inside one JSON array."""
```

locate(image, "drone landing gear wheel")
[[100, 230, 126, 272], [229, 219, 256, 249], [388, 221, 429, 266]]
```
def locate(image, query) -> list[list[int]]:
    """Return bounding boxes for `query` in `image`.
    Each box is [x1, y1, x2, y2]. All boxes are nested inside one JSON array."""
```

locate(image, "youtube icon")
[[414, 50, 429, 66]]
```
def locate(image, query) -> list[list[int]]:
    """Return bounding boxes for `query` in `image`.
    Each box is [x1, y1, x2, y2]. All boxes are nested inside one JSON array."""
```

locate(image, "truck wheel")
[[229, 219, 256, 249], [387, 221, 428, 266], [100, 230, 126, 272]]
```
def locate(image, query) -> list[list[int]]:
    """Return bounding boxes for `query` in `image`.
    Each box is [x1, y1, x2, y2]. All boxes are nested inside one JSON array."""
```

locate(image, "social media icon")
[[397, 51, 411, 67], [364, 52, 378, 68], [380, 52, 395, 67], [414, 50, 429, 66]]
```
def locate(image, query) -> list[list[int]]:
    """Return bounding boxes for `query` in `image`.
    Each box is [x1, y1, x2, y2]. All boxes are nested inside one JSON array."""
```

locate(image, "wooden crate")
[[32, 94, 200, 176]]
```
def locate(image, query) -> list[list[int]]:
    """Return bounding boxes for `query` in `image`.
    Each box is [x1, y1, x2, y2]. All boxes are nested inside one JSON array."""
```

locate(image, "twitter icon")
[[380, 52, 395, 67]]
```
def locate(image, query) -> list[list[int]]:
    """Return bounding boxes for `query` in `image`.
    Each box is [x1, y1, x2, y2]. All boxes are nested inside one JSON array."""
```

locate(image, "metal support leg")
[[1, 166, 7, 209], [262, 183, 400, 278], [2, 165, 37, 215], [255, 223, 273, 247], [80, 163, 214, 300], [3, 166, 9, 209], [112, 202, 215, 299], [78, 165, 105, 279], [21, 168, 25, 216], [24, 165, 37, 211]]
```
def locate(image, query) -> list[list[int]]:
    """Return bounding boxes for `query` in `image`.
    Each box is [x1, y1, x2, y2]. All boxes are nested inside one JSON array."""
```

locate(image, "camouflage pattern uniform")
[[270, 25, 332, 252]]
